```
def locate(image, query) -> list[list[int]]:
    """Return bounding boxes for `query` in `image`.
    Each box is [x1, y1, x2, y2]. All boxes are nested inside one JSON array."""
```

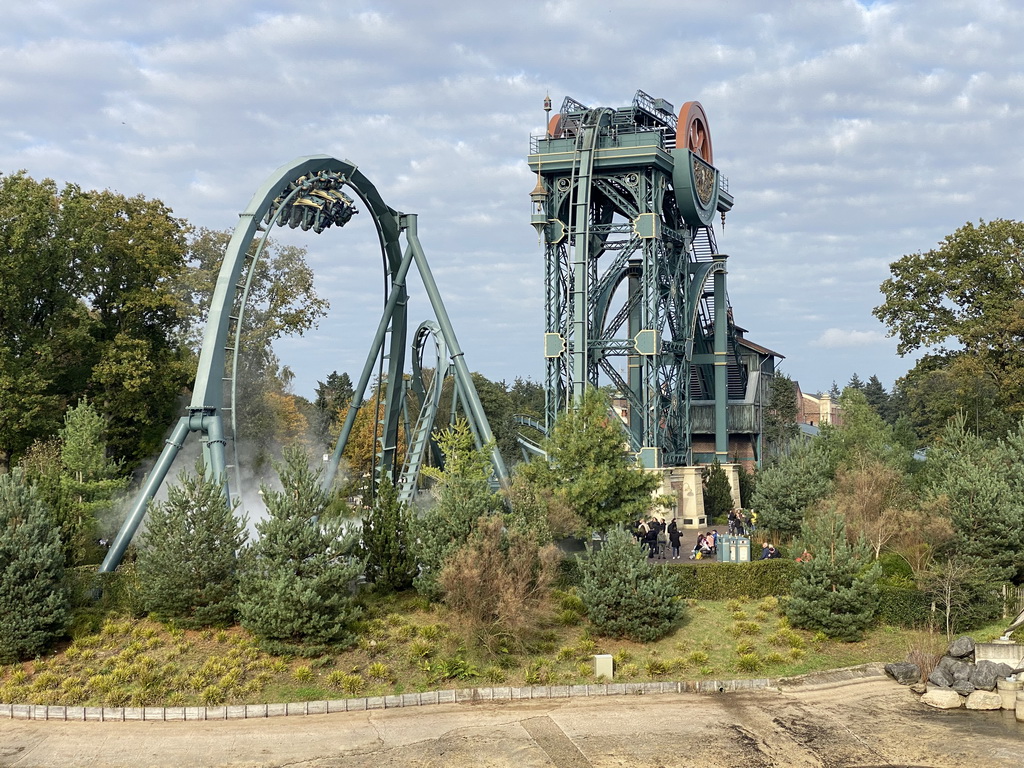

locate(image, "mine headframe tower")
[[528, 90, 737, 467]]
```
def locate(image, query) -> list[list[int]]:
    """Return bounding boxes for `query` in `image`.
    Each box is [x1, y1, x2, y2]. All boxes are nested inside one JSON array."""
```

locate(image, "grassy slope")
[[2, 591, 1006, 707]]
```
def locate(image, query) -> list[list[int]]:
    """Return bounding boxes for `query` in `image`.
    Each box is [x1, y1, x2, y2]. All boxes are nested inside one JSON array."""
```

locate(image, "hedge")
[[666, 559, 798, 600], [877, 582, 932, 628]]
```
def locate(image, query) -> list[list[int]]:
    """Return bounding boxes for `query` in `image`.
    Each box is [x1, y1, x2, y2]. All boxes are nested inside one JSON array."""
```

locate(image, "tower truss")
[[528, 91, 738, 467]]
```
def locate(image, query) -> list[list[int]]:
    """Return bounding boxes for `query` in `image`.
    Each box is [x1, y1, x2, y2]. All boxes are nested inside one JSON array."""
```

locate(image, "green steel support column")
[[404, 215, 509, 487], [323, 246, 415, 490], [197, 410, 227, 487], [98, 417, 190, 573], [627, 272, 643, 449], [713, 255, 729, 461]]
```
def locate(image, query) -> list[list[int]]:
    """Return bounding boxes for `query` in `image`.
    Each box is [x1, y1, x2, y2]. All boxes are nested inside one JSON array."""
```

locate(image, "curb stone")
[[0, 664, 886, 722]]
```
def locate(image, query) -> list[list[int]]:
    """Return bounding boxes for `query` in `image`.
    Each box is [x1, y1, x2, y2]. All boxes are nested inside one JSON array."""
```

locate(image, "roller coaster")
[[100, 91, 751, 571]]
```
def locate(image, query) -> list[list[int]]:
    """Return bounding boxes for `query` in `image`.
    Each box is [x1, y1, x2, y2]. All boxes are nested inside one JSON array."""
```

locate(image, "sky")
[[3, 0, 1023, 401]]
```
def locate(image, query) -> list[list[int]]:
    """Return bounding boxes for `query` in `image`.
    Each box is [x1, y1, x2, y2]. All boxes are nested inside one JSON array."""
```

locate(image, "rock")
[[910, 682, 928, 694], [951, 659, 973, 681], [947, 635, 975, 659], [921, 688, 963, 709], [885, 662, 921, 685], [965, 690, 1002, 710], [970, 660, 1014, 691], [951, 679, 976, 696], [928, 667, 953, 688]]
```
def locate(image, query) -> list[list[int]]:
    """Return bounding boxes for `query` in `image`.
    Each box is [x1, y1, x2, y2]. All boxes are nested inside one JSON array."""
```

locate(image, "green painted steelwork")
[[528, 91, 742, 467], [99, 156, 505, 573]]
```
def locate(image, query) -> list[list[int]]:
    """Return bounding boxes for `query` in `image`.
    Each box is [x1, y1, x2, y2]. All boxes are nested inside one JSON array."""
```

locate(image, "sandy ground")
[[1, 676, 1021, 768]]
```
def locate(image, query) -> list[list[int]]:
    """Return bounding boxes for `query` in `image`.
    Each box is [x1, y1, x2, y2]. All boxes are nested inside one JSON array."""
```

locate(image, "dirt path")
[[1, 677, 1020, 767]]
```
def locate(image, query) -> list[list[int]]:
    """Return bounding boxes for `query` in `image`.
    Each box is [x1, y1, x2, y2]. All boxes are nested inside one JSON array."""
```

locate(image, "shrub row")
[[876, 582, 932, 628], [668, 559, 798, 599]]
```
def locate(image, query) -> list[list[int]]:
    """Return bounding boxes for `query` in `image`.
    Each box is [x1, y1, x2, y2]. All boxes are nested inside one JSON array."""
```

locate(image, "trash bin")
[[735, 537, 751, 562]]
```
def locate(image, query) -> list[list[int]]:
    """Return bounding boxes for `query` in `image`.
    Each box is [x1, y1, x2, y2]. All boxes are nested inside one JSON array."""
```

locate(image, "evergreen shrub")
[[578, 528, 683, 642], [0, 471, 70, 663]]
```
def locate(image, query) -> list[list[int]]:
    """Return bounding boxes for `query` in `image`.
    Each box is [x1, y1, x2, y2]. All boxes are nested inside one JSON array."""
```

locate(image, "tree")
[[577, 527, 684, 642], [923, 555, 1001, 637], [136, 464, 248, 628], [763, 373, 799, 459], [786, 510, 880, 641], [361, 474, 416, 593], [238, 447, 364, 654], [0, 471, 70, 663], [750, 440, 831, 538], [0, 172, 195, 469], [874, 218, 1024, 435], [846, 373, 864, 391], [313, 371, 354, 448], [702, 461, 734, 522], [0, 173, 87, 471], [831, 459, 908, 559], [862, 375, 890, 419], [518, 388, 660, 534], [55, 399, 128, 563], [925, 415, 1024, 584], [413, 422, 501, 599], [819, 388, 911, 475]]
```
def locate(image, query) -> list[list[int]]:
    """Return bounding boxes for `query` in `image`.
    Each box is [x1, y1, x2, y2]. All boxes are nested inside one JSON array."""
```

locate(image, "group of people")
[[633, 517, 684, 559], [727, 508, 755, 536], [632, 518, 725, 561], [689, 530, 718, 560]]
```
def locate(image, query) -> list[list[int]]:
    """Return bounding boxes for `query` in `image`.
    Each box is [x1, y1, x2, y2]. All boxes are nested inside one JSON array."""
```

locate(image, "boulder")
[[928, 667, 953, 687], [951, 678, 976, 696], [885, 662, 921, 685], [910, 682, 928, 695], [950, 659, 973, 681], [947, 635, 975, 659], [965, 690, 1002, 710], [970, 660, 1014, 691], [921, 688, 963, 709]]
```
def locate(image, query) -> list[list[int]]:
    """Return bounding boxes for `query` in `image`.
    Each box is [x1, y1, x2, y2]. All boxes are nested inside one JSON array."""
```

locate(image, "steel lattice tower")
[[528, 91, 738, 467]]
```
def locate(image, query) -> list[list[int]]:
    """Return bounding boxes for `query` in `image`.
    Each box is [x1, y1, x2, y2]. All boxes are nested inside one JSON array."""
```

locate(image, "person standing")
[[668, 518, 681, 559]]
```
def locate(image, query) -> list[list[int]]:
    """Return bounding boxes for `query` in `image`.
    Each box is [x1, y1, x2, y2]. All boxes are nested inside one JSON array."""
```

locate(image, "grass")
[[0, 591, 1008, 707]]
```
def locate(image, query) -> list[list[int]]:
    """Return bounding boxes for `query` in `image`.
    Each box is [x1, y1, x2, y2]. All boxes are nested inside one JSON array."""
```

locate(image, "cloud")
[[812, 328, 889, 349]]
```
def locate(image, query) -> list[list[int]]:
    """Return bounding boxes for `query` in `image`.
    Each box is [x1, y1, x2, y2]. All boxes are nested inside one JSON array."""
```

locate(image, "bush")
[[439, 516, 561, 652], [577, 528, 684, 642]]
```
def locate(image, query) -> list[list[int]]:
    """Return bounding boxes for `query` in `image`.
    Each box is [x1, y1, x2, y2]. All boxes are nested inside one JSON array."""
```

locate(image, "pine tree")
[[0, 471, 70, 663], [136, 463, 248, 628], [238, 447, 364, 655], [847, 373, 865, 391], [577, 528, 683, 642], [361, 474, 416, 593], [750, 440, 831, 538], [702, 461, 734, 522], [519, 388, 660, 534], [763, 373, 800, 458], [785, 510, 880, 641], [862, 375, 890, 418]]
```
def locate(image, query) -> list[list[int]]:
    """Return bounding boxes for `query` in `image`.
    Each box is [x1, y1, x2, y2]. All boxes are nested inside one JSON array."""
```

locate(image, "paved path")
[[2, 677, 1020, 767]]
